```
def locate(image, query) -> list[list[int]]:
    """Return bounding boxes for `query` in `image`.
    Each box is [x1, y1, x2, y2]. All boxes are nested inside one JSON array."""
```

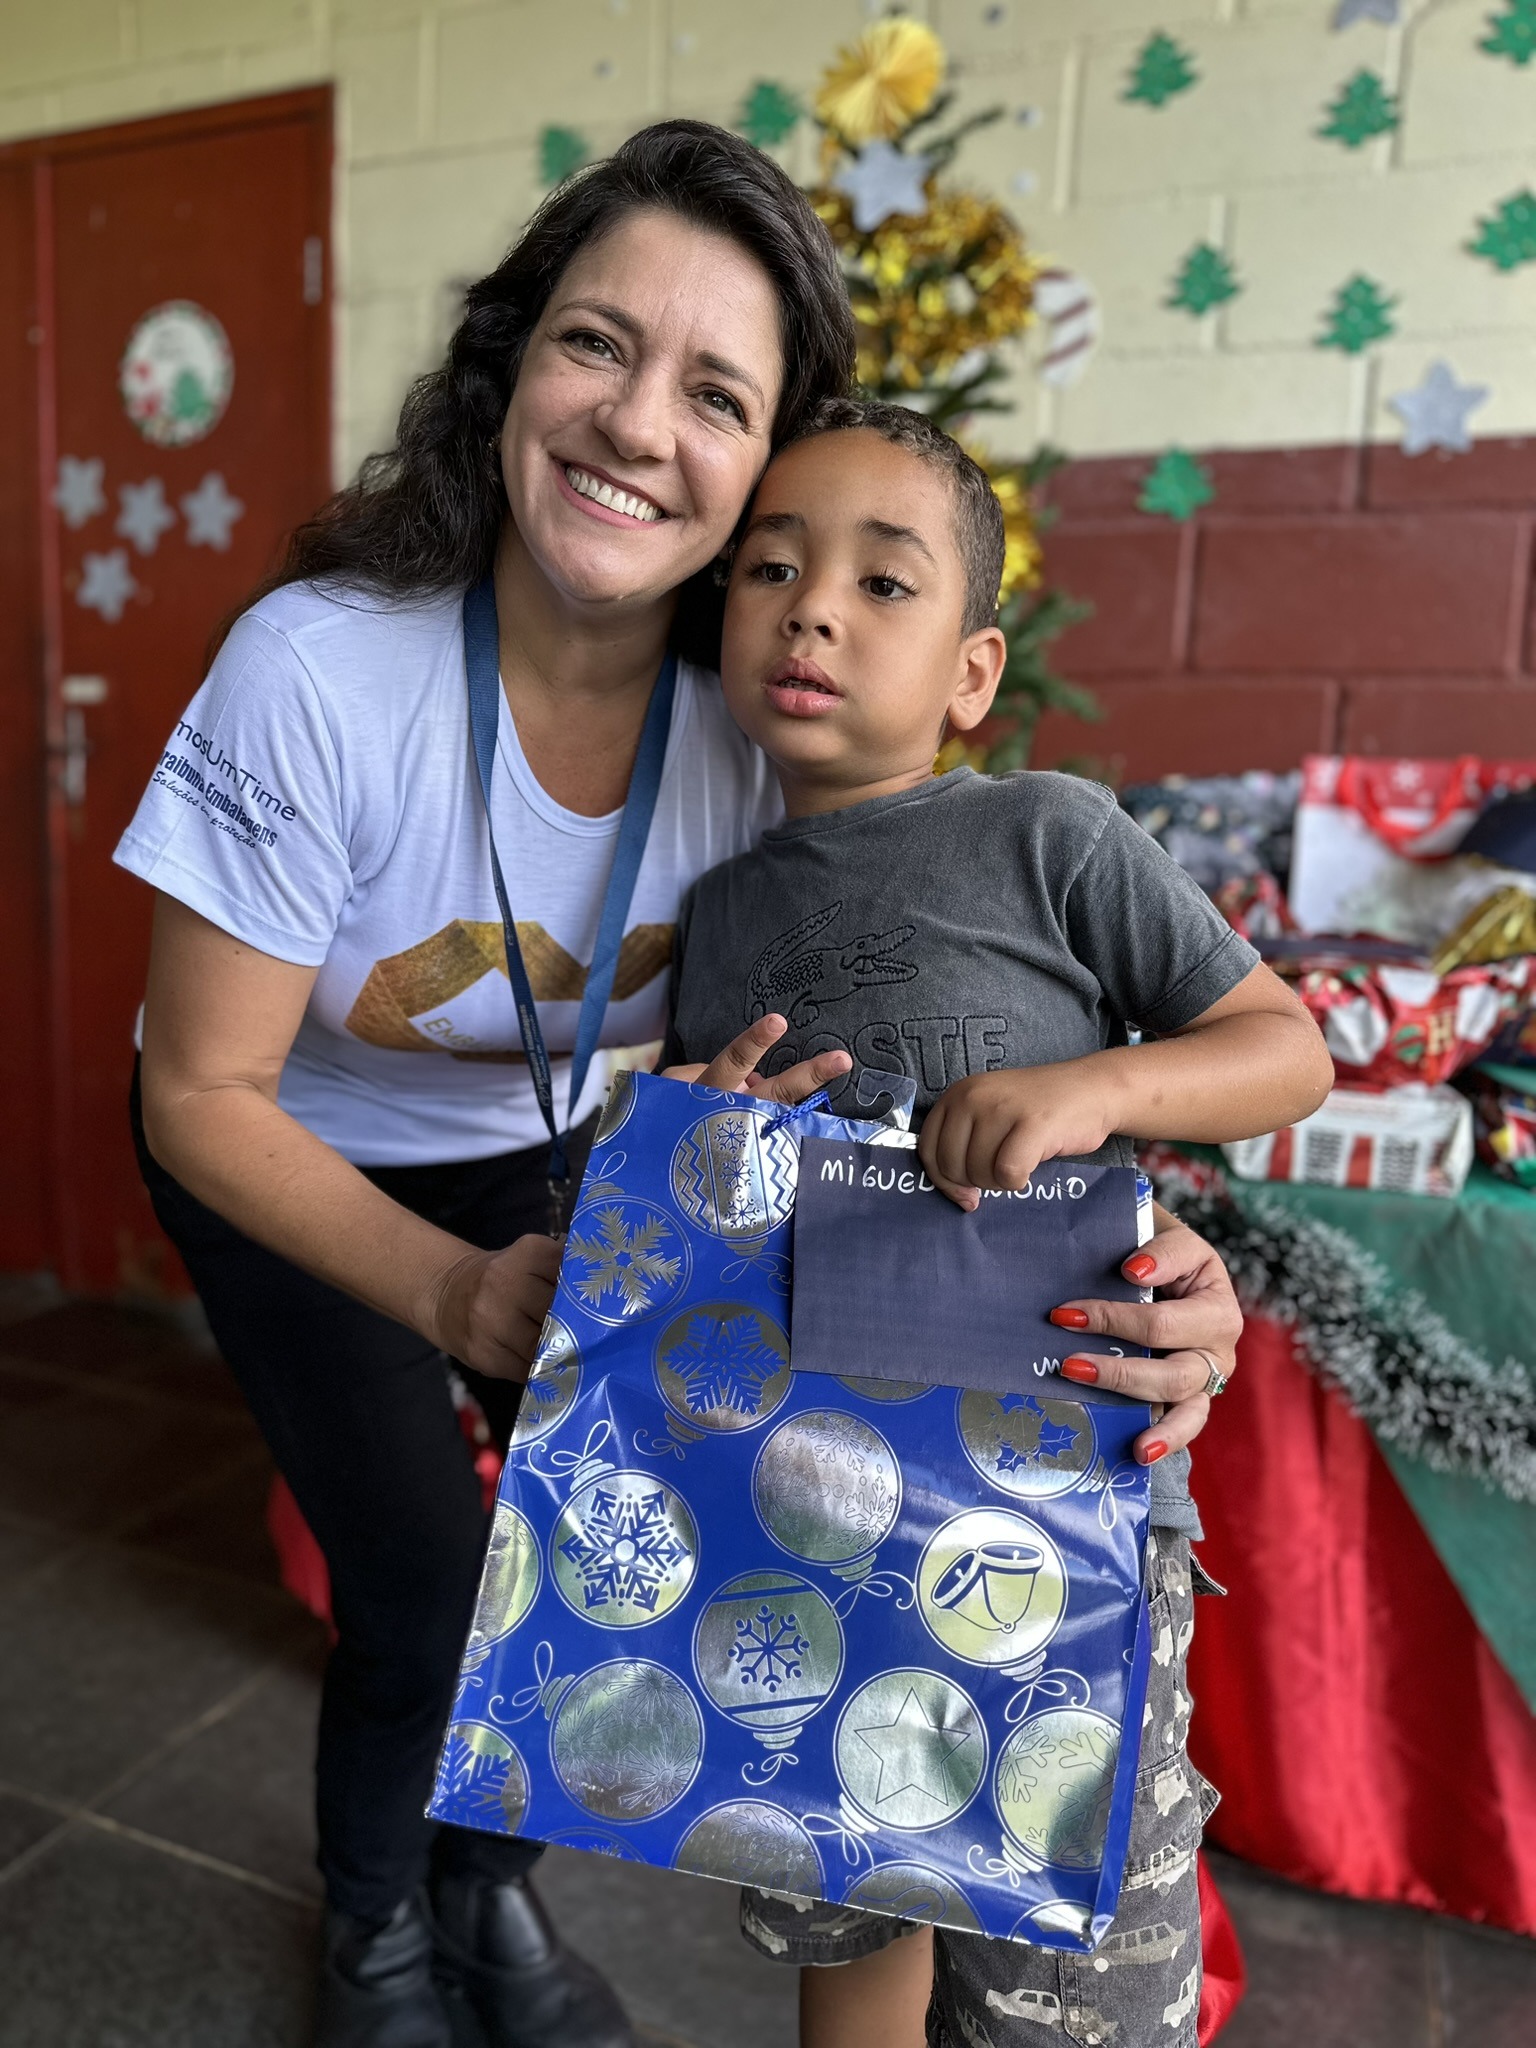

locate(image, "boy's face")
[[721, 430, 1003, 803]]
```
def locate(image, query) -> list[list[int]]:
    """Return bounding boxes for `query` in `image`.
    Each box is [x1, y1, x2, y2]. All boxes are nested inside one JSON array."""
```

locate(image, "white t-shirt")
[[114, 582, 780, 1164]]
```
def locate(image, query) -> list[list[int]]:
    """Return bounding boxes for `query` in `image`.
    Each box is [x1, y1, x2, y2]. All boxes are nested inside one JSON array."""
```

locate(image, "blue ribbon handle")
[[463, 575, 677, 1225]]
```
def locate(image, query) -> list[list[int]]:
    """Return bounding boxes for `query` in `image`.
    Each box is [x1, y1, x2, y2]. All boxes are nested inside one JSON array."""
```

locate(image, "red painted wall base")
[[1030, 437, 1536, 782]]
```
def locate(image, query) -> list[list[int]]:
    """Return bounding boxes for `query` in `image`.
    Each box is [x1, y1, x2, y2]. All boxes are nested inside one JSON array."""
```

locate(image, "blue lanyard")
[[463, 574, 677, 1228]]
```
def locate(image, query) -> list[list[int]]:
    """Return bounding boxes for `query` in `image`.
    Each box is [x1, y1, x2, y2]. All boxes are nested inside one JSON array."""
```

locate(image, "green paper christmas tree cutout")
[[1317, 273, 1397, 352], [1139, 449, 1214, 521], [1123, 32, 1198, 108], [738, 80, 802, 148], [170, 367, 211, 426], [1318, 69, 1399, 148], [1167, 243, 1241, 316], [1481, 1, 1536, 66], [1469, 189, 1536, 270], [538, 126, 590, 187]]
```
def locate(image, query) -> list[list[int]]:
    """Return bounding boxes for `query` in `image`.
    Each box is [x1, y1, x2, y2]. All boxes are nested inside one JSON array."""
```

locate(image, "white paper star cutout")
[[833, 141, 932, 233], [54, 456, 106, 530], [855, 1687, 973, 1808], [76, 548, 138, 622], [116, 477, 177, 555], [181, 471, 245, 550], [1333, 0, 1400, 25], [1387, 361, 1489, 455]]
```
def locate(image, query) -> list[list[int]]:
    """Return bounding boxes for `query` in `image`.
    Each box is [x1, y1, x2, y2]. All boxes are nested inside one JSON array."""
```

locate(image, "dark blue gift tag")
[[789, 1141, 1148, 1394]]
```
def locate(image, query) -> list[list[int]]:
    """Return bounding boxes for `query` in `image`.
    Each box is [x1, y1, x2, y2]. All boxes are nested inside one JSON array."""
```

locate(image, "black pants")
[[130, 1066, 592, 1921]]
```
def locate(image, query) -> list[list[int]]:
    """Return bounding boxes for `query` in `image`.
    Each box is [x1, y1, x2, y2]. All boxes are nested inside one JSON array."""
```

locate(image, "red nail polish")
[[1048, 1307, 1091, 1330], [1124, 1253, 1157, 1283], [1059, 1357, 1099, 1384], [1140, 1439, 1169, 1465]]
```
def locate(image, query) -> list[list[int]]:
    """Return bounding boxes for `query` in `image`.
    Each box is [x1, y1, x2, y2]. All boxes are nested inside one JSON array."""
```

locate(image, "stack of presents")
[[1122, 755, 1536, 1198]]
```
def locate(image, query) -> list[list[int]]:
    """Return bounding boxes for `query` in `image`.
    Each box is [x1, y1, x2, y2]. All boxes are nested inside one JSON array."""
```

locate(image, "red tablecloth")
[[1187, 1313, 1536, 1935]]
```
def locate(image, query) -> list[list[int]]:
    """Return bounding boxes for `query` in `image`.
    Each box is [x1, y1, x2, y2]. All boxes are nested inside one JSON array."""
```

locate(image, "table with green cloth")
[[1148, 1155, 1536, 1936]]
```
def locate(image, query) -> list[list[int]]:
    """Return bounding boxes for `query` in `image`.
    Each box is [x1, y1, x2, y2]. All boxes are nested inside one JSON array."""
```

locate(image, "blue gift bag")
[[428, 1072, 1154, 1953]]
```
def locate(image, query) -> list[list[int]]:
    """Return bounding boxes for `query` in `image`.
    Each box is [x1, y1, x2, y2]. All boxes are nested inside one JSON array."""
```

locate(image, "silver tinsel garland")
[[1147, 1153, 1536, 1504]]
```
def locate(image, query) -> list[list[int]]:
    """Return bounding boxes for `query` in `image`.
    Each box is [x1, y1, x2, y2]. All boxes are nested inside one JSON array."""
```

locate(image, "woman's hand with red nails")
[[1048, 1207, 1242, 1466]]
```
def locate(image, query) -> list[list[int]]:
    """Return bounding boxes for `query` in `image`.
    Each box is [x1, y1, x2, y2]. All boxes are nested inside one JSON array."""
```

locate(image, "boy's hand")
[[663, 1014, 852, 1106], [919, 1062, 1116, 1210]]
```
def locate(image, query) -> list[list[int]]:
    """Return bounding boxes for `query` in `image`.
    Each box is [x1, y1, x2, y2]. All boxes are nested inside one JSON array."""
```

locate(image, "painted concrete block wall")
[[3, 2, 1532, 481], [4, 2, 1532, 777]]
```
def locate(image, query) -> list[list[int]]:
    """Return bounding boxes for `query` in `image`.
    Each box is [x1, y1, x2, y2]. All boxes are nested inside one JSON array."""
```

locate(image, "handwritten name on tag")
[[810, 1147, 1098, 1206], [789, 1139, 1147, 1396]]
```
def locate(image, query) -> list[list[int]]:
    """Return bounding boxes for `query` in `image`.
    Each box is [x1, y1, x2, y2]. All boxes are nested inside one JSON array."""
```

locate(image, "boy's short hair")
[[783, 397, 1006, 637]]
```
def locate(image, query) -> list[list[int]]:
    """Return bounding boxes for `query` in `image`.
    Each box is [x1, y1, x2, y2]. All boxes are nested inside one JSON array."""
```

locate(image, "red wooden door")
[[3, 93, 331, 1291], [0, 166, 48, 1274]]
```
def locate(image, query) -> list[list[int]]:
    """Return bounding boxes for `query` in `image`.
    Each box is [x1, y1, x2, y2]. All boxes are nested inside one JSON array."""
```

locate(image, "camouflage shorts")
[[741, 1528, 1221, 2048]]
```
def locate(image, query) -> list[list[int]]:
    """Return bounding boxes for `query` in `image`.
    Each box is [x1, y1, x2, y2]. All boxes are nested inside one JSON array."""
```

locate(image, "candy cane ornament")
[[1033, 266, 1100, 388]]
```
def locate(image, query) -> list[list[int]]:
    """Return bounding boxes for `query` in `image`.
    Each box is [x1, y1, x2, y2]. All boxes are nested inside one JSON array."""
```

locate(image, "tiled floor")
[[0, 1281, 1531, 2048]]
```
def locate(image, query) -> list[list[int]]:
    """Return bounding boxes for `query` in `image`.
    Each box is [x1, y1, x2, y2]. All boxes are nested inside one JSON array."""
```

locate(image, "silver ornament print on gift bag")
[[429, 1072, 1154, 1951]]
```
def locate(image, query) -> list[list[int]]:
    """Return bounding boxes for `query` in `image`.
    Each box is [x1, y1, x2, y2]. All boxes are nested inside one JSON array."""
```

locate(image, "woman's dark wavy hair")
[[253, 121, 856, 665]]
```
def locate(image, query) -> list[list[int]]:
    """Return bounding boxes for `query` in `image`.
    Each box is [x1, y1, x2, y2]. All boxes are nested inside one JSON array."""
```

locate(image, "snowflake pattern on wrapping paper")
[[730, 1604, 811, 1692], [558, 1486, 689, 1615], [661, 1312, 783, 1417], [569, 1204, 683, 1319], [806, 1412, 901, 1553], [437, 1732, 513, 1824]]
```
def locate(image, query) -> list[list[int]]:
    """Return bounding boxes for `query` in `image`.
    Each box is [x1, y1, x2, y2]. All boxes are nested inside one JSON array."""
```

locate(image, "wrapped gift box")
[[1222, 1083, 1474, 1197], [429, 1073, 1155, 1953]]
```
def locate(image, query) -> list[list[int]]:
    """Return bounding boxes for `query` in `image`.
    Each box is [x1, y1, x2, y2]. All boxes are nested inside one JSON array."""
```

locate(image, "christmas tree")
[[1481, 1, 1536, 66], [1139, 450, 1215, 522], [1469, 189, 1536, 271], [1123, 32, 1199, 109], [538, 126, 589, 187], [1167, 243, 1240, 317], [1317, 274, 1397, 353], [1318, 70, 1399, 148], [737, 81, 802, 148], [771, 18, 1095, 770]]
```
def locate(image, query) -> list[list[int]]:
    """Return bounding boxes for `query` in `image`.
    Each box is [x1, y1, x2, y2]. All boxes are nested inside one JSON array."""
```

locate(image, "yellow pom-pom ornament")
[[814, 18, 946, 145]]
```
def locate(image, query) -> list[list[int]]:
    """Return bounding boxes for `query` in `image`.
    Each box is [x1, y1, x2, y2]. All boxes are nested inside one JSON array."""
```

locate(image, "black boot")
[[316, 1896, 453, 2048], [429, 1873, 634, 2048]]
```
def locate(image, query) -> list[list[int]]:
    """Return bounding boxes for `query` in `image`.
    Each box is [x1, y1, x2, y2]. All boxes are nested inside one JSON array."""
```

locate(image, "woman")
[[118, 123, 1243, 2048]]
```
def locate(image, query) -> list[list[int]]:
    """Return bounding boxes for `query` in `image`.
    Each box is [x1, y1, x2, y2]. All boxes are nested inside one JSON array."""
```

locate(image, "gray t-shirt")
[[665, 767, 1259, 1533]]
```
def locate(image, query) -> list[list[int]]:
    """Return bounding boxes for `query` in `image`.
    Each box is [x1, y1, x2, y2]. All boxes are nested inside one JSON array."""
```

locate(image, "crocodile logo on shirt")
[[747, 901, 918, 1030]]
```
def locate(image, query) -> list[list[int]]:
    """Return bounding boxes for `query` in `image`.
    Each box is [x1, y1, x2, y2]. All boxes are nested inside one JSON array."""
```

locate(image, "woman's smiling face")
[[500, 207, 785, 613]]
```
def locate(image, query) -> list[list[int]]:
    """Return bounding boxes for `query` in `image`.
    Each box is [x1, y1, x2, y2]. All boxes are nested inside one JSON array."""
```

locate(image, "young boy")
[[662, 399, 1333, 2048]]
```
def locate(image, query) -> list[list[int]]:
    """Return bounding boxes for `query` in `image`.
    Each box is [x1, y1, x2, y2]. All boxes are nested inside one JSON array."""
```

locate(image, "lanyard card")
[[789, 1140, 1150, 1396]]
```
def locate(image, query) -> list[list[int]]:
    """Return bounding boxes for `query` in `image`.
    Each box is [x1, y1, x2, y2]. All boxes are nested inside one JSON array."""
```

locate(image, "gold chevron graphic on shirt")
[[345, 919, 674, 1061]]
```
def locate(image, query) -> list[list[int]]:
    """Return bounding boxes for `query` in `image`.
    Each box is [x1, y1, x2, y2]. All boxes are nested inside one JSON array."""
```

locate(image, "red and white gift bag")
[[1293, 957, 1532, 1091], [1288, 755, 1536, 938]]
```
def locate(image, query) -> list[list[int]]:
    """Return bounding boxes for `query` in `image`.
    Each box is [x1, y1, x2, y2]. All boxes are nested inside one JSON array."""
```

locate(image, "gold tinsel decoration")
[[982, 461, 1045, 600], [806, 15, 1074, 765], [812, 186, 1039, 400], [814, 18, 945, 145]]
